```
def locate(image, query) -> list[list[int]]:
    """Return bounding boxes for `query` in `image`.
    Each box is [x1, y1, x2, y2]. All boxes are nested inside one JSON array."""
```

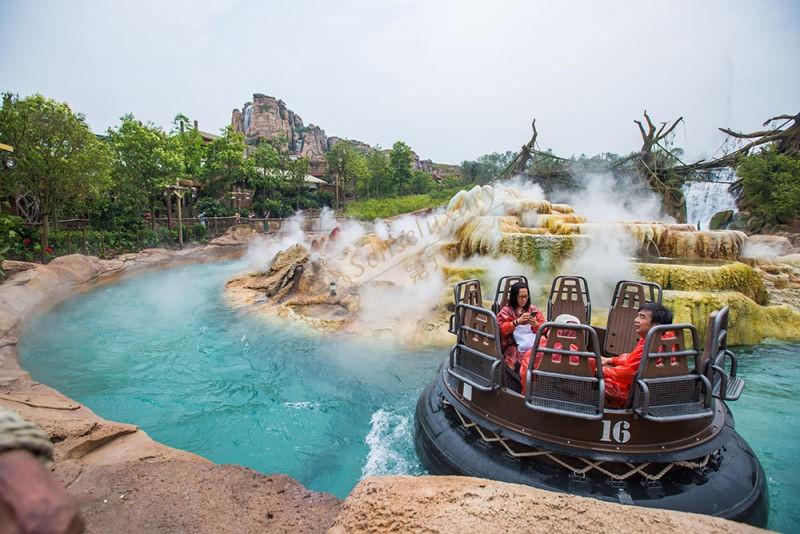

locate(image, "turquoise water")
[[17, 261, 800, 530], [19, 261, 441, 498]]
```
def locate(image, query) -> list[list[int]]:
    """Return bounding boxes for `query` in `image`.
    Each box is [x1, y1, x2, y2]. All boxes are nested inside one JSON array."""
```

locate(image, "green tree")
[[326, 141, 368, 209], [107, 114, 182, 229], [409, 170, 432, 194], [365, 148, 391, 198], [202, 125, 247, 199], [171, 113, 206, 180], [0, 93, 112, 260], [388, 141, 413, 196], [737, 145, 800, 225], [461, 151, 515, 184]]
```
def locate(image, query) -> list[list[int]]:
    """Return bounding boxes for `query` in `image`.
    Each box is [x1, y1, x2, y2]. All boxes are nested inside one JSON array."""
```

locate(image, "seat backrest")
[[457, 303, 502, 359], [702, 306, 729, 380], [525, 323, 604, 420], [449, 303, 503, 391], [547, 275, 591, 324], [603, 280, 663, 356], [630, 324, 712, 421], [454, 279, 483, 307], [492, 275, 528, 314]]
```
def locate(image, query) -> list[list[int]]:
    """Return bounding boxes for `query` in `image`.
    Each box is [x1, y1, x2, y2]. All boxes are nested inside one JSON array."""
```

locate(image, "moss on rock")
[[664, 290, 800, 346], [636, 261, 769, 305], [498, 233, 588, 273]]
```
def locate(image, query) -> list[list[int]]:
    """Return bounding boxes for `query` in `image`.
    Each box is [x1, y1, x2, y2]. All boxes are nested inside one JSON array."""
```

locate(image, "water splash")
[[361, 409, 418, 478]]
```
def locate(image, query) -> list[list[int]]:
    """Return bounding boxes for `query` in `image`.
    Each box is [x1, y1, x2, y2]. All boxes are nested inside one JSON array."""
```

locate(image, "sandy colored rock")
[[1, 259, 39, 277], [331, 476, 763, 534], [209, 224, 260, 246]]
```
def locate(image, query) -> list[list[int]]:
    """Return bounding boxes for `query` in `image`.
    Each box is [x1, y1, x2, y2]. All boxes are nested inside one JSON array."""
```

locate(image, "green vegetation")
[[344, 183, 474, 220], [737, 145, 800, 226], [461, 151, 515, 184]]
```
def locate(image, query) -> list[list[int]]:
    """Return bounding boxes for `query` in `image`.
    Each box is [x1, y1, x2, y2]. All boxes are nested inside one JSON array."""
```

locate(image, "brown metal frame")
[[603, 280, 663, 356], [546, 275, 591, 323], [448, 302, 503, 392], [630, 324, 713, 422], [525, 322, 604, 420], [703, 307, 744, 401]]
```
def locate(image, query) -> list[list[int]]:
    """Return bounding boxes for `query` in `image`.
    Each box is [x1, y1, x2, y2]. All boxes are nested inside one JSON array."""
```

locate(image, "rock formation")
[[231, 93, 462, 178], [331, 476, 759, 534], [225, 242, 360, 330]]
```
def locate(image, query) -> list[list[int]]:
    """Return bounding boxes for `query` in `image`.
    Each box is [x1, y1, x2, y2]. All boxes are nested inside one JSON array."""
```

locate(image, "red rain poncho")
[[497, 304, 545, 370]]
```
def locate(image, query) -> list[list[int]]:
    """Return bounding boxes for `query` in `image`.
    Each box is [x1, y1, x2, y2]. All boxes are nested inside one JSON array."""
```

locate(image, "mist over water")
[[19, 261, 439, 498]]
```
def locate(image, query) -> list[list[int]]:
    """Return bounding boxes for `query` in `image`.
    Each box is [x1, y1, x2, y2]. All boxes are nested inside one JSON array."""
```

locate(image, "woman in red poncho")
[[497, 282, 545, 373]]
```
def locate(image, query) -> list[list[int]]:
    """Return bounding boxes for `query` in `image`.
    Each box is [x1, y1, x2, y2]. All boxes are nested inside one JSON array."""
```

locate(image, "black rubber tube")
[[414, 379, 769, 528]]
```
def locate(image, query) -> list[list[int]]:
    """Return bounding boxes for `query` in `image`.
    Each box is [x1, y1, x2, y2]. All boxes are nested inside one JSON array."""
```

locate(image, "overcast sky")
[[1, 0, 798, 164]]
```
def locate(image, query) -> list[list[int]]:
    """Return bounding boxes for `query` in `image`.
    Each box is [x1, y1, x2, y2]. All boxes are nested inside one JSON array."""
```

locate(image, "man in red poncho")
[[600, 302, 674, 408]]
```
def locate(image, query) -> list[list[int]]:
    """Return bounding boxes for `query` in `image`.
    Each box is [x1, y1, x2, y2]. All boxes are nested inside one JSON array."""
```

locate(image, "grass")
[[344, 185, 476, 220]]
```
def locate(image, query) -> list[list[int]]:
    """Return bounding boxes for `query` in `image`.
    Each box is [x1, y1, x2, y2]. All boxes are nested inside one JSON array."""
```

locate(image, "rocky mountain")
[[231, 94, 459, 179]]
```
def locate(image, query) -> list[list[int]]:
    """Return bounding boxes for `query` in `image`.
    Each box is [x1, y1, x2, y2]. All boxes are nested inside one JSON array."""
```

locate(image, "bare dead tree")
[[504, 119, 538, 176]]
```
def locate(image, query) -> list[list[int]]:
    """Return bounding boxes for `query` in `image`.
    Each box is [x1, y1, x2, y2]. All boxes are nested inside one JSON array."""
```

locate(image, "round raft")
[[414, 276, 768, 527]]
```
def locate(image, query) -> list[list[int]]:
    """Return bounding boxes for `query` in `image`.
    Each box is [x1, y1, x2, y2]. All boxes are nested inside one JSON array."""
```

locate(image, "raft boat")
[[414, 276, 768, 526]]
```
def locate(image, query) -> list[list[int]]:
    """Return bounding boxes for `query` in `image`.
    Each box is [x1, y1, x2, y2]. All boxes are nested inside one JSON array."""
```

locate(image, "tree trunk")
[[150, 198, 157, 231], [40, 215, 50, 263], [166, 193, 173, 229]]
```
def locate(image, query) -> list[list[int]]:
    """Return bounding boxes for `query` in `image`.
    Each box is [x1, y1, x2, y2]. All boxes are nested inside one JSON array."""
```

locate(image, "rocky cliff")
[[232, 93, 461, 179]]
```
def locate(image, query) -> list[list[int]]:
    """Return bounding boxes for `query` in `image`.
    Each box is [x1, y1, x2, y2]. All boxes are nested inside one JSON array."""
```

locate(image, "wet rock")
[[709, 209, 734, 230]]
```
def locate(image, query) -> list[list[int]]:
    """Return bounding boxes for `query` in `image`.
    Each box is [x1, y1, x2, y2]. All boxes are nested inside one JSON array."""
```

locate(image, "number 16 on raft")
[[600, 420, 631, 443]]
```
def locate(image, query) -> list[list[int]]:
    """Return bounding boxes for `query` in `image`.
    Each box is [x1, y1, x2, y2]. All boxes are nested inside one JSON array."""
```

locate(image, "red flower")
[[23, 238, 31, 246], [45, 246, 54, 254]]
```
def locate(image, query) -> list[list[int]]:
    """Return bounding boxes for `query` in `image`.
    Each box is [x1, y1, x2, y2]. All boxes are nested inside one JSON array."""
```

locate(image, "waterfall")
[[682, 168, 738, 230], [242, 103, 253, 133]]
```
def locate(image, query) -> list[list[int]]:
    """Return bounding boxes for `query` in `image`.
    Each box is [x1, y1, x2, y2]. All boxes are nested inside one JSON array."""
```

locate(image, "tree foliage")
[[737, 145, 800, 224], [0, 93, 112, 256], [388, 141, 413, 196], [326, 141, 368, 208], [461, 151, 515, 184]]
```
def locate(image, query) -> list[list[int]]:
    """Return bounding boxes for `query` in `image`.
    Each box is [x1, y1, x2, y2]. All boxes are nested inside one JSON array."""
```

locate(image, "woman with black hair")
[[497, 281, 545, 372]]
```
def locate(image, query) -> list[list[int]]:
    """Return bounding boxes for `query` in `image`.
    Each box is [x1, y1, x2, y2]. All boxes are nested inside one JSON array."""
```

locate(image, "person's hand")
[[517, 313, 531, 325], [601, 357, 612, 366]]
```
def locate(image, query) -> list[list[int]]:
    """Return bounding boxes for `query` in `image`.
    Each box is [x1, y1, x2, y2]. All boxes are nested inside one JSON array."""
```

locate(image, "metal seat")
[[491, 275, 529, 314], [603, 280, 663, 357], [449, 279, 483, 334], [525, 323, 604, 420], [631, 324, 713, 422], [703, 307, 745, 401], [448, 303, 503, 392], [547, 275, 591, 324]]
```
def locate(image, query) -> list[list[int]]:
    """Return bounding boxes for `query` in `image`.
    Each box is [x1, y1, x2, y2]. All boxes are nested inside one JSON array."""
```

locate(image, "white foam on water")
[[283, 401, 322, 410], [361, 409, 414, 478]]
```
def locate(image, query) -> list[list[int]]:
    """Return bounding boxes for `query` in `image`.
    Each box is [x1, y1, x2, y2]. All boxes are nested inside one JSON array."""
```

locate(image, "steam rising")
[[241, 173, 674, 334]]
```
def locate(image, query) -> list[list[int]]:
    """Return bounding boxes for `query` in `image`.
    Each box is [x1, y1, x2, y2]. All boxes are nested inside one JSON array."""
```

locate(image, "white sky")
[[1, 0, 798, 164]]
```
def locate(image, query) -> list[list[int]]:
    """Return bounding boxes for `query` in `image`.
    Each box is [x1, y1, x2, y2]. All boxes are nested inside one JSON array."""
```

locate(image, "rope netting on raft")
[[445, 401, 714, 482]]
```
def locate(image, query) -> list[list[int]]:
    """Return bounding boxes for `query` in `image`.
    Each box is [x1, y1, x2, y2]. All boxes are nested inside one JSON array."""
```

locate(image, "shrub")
[[194, 197, 235, 217]]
